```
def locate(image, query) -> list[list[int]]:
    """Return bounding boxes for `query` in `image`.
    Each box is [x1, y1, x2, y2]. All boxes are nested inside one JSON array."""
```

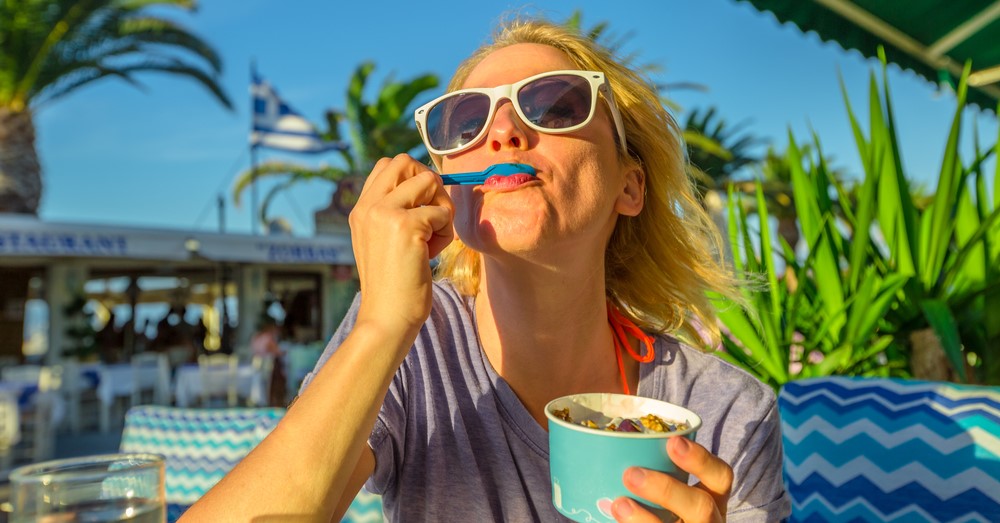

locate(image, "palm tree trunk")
[[777, 216, 800, 252], [0, 107, 42, 214], [909, 327, 956, 382]]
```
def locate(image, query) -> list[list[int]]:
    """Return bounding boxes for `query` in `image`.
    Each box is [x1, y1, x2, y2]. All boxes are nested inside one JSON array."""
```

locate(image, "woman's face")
[[442, 43, 643, 263]]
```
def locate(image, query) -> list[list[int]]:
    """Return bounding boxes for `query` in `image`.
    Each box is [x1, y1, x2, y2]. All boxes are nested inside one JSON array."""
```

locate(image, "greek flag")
[[250, 70, 347, 153]]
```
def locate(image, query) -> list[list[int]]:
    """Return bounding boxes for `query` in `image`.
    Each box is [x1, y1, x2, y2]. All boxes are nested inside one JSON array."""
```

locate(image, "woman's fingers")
[[407, 205, 454, 257], [383, 169, 452, 212], [613, 437, 732, 522], [359, 154, 432, 198], [348, 154, 454, 332], [667, 436, 733, 512]]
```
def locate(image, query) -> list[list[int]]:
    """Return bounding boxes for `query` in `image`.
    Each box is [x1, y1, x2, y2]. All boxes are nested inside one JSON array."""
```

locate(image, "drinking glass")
[[9, 453, 165, 523]]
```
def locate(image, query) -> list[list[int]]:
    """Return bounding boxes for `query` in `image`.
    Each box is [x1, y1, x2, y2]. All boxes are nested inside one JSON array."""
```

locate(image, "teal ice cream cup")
[[545, 393, 701, 523]]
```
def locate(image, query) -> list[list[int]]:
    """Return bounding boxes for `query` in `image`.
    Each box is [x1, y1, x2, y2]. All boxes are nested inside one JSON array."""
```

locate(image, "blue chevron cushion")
[[343, 489, 384, 523], [121, 405, 384, 522], [778, 377, 1000, 522], [120, 406, 285, 519]]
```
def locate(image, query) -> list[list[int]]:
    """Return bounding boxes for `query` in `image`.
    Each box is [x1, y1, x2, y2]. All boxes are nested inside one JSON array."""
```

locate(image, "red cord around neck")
[[607, 302, 656, 395]]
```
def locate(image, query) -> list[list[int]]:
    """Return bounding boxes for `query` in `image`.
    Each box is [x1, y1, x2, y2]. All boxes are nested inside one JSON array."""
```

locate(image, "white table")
[[97, 362, 170, 432], [173, 364, 266, 407]]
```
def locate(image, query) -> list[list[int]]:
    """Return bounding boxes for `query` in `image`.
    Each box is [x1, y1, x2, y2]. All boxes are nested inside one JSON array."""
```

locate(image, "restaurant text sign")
[[0, 230, 128, 257]]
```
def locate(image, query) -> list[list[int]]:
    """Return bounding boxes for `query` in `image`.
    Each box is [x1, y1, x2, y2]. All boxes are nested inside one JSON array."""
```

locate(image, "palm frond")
[[117, 17, 223, 72], [232, 162, 349, 207], [2, 0, 228, 110]]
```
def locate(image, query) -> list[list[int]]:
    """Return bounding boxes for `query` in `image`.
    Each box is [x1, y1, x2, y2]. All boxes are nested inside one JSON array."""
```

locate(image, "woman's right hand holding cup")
[[349, 154, 455, 340]]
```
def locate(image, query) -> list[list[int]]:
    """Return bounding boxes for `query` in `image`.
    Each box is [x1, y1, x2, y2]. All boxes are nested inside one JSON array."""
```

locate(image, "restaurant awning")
[[736, 0, 1000, 112], [0, 214, 354, 265]]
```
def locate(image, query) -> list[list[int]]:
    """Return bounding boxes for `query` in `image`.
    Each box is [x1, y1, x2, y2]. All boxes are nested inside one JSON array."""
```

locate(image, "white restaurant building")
[[0, 213, 356, 364]]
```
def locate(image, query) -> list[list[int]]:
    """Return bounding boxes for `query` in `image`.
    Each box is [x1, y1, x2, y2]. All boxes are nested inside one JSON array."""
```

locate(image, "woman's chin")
[[457, 226, 546, 258]]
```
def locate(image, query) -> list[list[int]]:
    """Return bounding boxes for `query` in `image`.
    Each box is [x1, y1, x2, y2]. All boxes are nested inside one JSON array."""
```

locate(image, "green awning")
[[736, 0, 1000, 112]]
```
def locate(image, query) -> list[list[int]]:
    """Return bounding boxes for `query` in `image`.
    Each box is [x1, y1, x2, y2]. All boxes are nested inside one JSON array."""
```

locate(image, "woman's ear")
[[615, 166, 645, 217]]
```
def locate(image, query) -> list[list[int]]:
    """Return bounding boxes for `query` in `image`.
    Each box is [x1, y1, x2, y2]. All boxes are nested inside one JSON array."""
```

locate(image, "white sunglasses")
[[414, 70, 628, 157]]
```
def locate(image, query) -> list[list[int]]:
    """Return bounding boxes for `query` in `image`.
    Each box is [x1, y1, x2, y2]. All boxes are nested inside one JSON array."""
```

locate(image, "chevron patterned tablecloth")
[[779, 377, 1000, 522]]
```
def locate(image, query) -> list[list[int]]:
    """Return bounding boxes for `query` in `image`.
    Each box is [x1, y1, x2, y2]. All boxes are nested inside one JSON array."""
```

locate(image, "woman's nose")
[[487, 101, 530, 152]]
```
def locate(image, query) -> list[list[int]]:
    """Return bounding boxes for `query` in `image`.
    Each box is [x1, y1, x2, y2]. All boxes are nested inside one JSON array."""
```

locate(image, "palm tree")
[[683, 106, 765, 199], [231, 62, 438, 229], [563, 11, 726, 157], [0, 0, 231, 214]]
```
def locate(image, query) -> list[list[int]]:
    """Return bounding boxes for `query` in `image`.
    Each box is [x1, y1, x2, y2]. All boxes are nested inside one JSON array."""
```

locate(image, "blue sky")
[[33, 0, 999, 236]]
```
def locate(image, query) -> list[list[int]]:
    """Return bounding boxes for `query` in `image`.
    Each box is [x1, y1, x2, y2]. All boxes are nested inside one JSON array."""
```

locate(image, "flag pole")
[[250, 59, 259, 236], [250, 145, 259, 235]]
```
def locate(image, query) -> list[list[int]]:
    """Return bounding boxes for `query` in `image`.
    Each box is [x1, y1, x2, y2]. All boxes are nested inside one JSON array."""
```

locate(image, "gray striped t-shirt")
[[303, 281, 790, 522]]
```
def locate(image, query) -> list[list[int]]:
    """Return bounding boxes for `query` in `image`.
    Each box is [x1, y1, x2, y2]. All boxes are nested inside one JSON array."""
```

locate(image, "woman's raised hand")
[[349, 154, 454, 337], [612, 437, 733, 522]]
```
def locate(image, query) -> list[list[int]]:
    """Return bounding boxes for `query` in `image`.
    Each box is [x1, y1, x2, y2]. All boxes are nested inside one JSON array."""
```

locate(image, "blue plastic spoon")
[[440, 163, 536, 185]]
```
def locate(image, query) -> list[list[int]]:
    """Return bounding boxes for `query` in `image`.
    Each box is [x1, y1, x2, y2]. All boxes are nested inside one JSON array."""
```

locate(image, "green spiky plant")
[[712, 52, 1000, 389]]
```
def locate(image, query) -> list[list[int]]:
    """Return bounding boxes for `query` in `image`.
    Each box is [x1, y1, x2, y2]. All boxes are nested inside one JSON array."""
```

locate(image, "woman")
[[250, 319, 288, 406], [185, 17, 789, 522]]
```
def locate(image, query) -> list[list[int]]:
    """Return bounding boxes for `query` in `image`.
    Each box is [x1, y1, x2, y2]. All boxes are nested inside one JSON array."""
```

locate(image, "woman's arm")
[[180, 155, 453, 521], [331, 446, 377, 522], [180, 320, 412, 521]]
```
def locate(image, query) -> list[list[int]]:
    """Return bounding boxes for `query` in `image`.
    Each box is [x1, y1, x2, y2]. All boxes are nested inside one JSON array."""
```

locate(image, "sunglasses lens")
[[426, 92, 491, 152], [517, 75, 592, 130]]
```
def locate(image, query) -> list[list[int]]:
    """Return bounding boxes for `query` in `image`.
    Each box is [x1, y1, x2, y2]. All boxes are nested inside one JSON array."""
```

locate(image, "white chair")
[[61, 357, 94, 433], [197, 354, 237, 407], [131, 352, 171, 406], [19, 390, 57, 463], [0, 390, 20, 472], [248, 355, 274, 407], [0, 390, 57, 467], [1, 370, 59, 467]]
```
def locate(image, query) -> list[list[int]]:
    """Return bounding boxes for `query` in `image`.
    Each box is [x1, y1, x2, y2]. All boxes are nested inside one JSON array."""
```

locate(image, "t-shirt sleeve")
[[298, 292, 407, 496], [726, 394, 791, 521]]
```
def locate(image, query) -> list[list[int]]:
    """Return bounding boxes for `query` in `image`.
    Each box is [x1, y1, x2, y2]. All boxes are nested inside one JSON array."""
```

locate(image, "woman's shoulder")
[[654, 334, 777, 406]]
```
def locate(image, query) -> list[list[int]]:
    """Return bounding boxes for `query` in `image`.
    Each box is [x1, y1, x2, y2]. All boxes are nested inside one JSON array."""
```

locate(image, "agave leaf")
[[787, 135, 820, 242], [942, 206, 1000, 291], [788, 134, 845, 322], [919, 300, 968, 382], [849, 142, 879, 291], [727, 187, 746, 274], [855, 273, 909, 344], [838, 70, 870, 163], [922, 62, 971, 291], [844, 266, 878, 344], [738, 200, 761, 276], [993, 105, 1000, 261], [754, 182, 781, 320], [812, 344, 853, 375], [952, 181, 985, 289], [809, 131, 835, 216], [849, 335, 895, 370], [810, 221, 845, 333], [713, 299, 782, 381], [878, 49, 918, 261]]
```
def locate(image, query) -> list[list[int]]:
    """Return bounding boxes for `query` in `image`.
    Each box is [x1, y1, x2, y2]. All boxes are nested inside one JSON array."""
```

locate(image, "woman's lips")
[[483, 173, 537, 190]]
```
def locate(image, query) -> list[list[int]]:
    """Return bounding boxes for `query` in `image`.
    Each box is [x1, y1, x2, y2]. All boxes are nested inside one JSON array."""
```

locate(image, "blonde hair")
[[434, 17, 739, 348]]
